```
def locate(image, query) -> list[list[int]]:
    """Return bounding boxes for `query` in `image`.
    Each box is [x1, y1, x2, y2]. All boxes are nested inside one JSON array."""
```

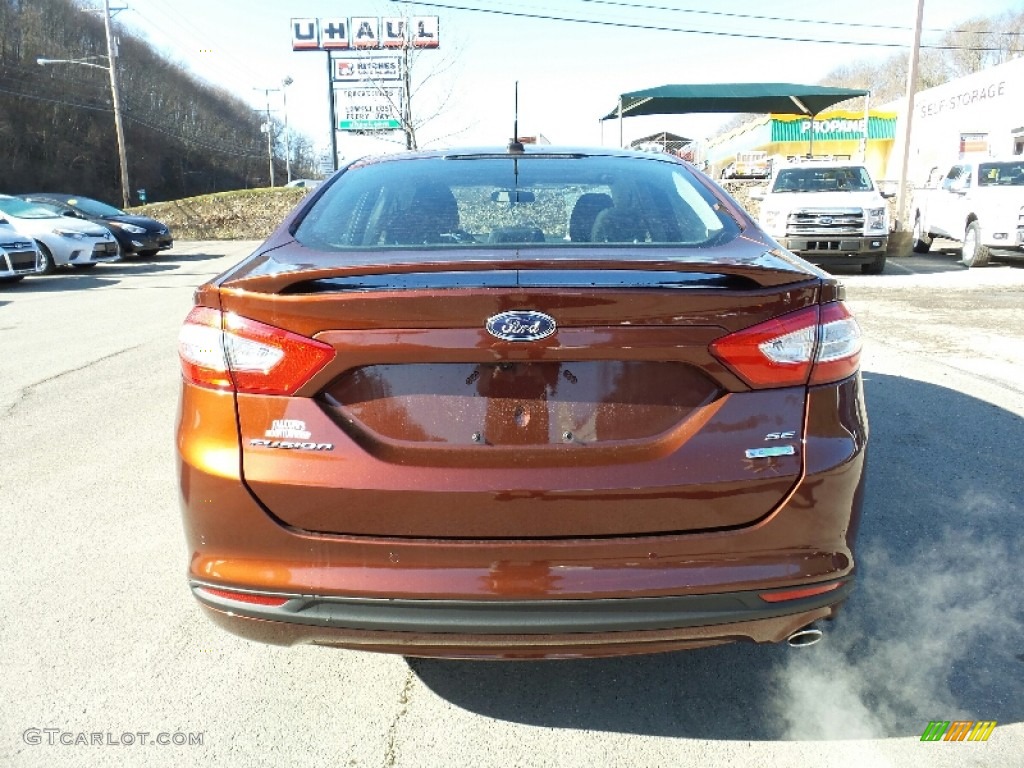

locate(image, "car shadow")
[[170, 251, 233, 262], [824, 255, 964, 276], [408, 372, 1024, 741], [820, 248, 1024, 276], [99, 262, 181, 276], [926, 237, 1024, 265], [158, 250, 241, 263], [13, 273, 122, 292]]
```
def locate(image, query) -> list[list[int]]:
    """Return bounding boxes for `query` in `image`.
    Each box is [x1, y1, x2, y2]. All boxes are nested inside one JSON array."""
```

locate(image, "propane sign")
[[335, 86, 404, 130]]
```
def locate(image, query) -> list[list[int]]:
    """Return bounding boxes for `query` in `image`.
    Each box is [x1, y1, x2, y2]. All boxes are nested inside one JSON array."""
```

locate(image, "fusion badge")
[[249, 439, 334, 451], [485, 310, 557, 342]]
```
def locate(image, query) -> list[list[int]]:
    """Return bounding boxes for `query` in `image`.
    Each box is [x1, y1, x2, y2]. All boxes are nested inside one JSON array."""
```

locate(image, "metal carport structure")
[[601, 83, 869, 156]]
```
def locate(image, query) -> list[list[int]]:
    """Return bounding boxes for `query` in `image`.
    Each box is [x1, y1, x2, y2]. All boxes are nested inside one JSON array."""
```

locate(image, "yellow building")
[[707, 110, 897, 180]]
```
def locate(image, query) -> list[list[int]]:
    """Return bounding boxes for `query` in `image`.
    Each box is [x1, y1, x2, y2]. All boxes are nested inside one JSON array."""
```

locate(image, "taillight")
[[178, 306, 335, 395], [809, 302, 863, 385], [710, 302, 862, 389]]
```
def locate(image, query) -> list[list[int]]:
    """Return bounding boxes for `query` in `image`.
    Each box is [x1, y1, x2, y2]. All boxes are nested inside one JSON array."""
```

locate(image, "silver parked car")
[[0, 195, 119, 273]]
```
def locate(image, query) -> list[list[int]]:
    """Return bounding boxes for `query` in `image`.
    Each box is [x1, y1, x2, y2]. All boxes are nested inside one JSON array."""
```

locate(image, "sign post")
[[327, 53, 339, 171]]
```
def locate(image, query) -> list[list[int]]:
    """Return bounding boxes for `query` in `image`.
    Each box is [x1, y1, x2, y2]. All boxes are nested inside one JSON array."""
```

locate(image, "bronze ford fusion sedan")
[[176, 146, 868, 659]]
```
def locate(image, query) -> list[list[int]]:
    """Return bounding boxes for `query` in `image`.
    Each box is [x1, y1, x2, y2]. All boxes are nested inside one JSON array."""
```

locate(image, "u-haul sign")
[[292, 17, 439, 51]]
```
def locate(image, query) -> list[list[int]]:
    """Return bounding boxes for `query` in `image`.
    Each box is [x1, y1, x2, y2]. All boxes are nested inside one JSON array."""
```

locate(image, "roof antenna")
[[508, 81, 525, 153]]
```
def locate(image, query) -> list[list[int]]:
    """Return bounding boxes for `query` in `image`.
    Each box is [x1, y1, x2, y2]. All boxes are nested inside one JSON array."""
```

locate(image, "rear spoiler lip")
[[215, 238, 827, 294], [277, 269, 767, 295]]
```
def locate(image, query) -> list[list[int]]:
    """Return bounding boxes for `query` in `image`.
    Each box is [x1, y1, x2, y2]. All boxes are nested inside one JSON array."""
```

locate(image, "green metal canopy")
[[601, 83, 868, 121]]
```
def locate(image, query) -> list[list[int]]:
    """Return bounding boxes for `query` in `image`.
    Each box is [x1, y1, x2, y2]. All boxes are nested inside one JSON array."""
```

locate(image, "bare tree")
[[337, 25, 464, 150], [819, 49, 948, 111], [940, 12, 1024, 78]]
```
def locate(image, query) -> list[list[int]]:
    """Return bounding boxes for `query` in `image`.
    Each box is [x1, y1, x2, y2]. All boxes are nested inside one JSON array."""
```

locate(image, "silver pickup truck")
[[911, 159, 1024, 267]]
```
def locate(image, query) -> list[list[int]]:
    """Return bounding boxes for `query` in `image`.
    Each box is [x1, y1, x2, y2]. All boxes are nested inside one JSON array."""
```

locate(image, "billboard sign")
[[292, 17, 439, 50], [335, 86, 404, 131], [333, 56, 402, 83]]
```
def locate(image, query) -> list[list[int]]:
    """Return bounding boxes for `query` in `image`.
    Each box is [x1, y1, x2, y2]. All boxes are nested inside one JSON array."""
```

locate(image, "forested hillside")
[[0, 0, 312, 204]]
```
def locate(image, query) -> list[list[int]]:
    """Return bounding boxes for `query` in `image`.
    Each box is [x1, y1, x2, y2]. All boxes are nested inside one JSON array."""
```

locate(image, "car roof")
[[774, 160, 866, 170], [348, 145, 685, 165], [21, 193, 82, 202]]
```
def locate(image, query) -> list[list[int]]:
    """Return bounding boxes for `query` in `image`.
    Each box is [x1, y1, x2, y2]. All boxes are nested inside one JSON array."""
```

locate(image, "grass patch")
[[129, 187, 308, 240]]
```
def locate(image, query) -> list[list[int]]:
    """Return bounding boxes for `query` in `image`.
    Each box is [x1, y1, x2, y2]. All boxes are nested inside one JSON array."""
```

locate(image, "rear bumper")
[[193, 580, 851, 658]]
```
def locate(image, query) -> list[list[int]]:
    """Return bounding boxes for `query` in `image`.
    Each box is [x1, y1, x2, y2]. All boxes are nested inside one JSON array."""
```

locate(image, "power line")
[[0, 84, 113, 114], [391, 0, 1022, 50], [576, 0, 1024, 37], [128, 4, 271, 96], [2, 63, 114, 98], [0, 83, 267, 158], [578, 0, 920, 33], [122, 112, 268, 157]]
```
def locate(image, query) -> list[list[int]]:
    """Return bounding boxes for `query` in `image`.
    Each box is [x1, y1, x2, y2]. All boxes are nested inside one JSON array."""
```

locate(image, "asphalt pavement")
[[1, 243, 1021, 768]]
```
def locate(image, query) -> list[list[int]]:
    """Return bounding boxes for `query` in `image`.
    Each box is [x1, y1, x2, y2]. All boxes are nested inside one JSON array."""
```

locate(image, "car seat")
[[590, 182, 648, 243], [568, 193, 613, 242], [384, 184, 461, 244]]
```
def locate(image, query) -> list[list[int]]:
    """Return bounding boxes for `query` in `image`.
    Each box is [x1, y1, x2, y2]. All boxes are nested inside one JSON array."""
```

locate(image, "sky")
[[116, 0, 1024, 163]]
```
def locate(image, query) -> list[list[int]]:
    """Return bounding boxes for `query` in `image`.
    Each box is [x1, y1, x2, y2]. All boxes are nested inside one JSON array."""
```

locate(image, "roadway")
[[1, 243, 1021, 767]]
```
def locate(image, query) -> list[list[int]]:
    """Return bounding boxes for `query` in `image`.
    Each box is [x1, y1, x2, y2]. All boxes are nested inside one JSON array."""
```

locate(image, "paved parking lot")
[[1, 243, 1021, 767]]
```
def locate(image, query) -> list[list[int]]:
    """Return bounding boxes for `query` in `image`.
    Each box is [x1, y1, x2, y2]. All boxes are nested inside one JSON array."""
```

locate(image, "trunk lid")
[[222, 244, 822, 539]]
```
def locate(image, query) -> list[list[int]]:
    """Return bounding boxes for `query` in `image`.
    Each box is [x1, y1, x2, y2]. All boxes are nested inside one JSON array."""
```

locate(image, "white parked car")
[[0, 195, 119, 273], [0, 221, 41, 284]]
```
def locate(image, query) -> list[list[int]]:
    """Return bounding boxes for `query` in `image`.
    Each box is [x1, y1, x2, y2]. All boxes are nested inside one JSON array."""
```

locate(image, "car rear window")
[[978, 161, 1024, 186], [293, 154, 740, 251]]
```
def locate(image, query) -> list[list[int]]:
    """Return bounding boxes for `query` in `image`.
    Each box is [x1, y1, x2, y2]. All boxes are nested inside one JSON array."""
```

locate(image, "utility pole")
[[281, 77, 293, 184], [38, 3, 130, 207], [327, 53, 339, 172], [255, 87, 279, 187], [896, 0, 926, 230], [103, 0, 130, 208], [400, 43, 416, 150]]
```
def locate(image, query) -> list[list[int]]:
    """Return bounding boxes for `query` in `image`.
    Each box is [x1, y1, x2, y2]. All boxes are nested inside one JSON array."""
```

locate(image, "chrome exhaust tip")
[[786, 625, 823, 648]]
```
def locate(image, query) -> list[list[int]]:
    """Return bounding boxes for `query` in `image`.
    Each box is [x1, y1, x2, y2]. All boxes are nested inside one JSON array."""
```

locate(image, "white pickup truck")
[[750, 160, 892, 274], [911, 159, 1024, 267]]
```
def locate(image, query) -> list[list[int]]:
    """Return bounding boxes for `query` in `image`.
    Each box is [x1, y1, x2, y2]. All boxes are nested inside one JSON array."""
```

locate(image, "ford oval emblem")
[[485, 311, 556, 342]]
